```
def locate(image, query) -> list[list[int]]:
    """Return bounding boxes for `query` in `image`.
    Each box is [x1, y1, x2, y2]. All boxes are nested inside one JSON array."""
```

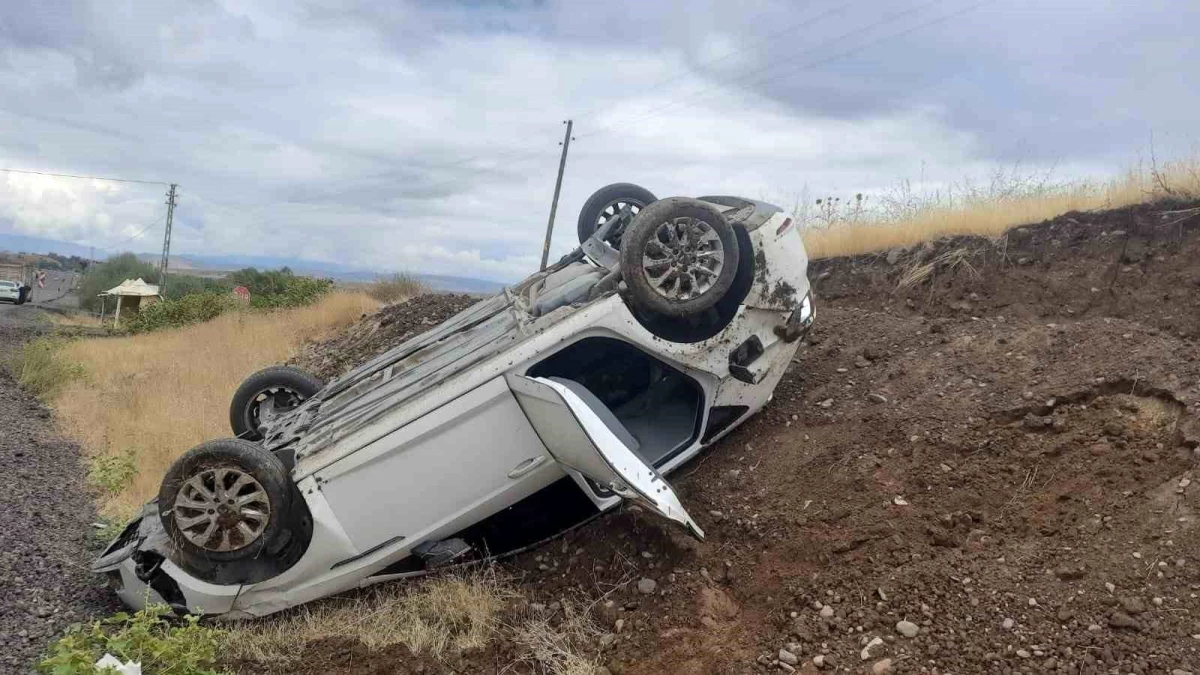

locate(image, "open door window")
[[506, 374, 704, 540]]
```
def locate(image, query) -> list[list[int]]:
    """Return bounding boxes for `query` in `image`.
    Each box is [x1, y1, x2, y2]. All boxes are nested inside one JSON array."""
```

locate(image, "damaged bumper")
[[92, 504, 241, 615], [774, 290, 815, 343]]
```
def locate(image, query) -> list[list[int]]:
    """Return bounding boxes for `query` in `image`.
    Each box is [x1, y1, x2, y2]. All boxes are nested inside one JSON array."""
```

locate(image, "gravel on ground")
[[0, 309, 118, 675]]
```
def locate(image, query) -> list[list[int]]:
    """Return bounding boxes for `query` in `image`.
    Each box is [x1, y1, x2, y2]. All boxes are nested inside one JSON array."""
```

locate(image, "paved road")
[[0, 270, 77, 315], [0, 288, 118, 674]]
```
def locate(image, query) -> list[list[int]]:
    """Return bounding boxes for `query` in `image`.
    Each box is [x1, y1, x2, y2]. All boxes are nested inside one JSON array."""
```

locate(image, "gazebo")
[[99, 278, 161, 326]]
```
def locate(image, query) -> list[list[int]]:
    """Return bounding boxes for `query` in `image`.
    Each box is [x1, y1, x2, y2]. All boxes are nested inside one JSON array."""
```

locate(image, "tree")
[[78, 253, 159, 311]]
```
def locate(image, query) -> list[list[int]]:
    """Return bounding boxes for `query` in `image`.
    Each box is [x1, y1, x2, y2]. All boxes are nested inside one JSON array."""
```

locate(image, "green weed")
[[39, 605, 226, 675], [88, 453, 138, 495], [13, 337, 85, 398]]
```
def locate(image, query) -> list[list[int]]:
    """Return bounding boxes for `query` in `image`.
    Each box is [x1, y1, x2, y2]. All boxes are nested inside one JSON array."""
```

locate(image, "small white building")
[[100, 278, 161, 326]]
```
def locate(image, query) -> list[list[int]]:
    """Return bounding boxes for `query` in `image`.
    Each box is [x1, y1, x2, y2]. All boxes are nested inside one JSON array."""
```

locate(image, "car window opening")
[[370, 477, 600, 577], [527, 336, 704, 467]]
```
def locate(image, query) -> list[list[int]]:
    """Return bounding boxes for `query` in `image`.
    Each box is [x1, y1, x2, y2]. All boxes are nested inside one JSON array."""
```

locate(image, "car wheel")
[[229, 366, 324, 441], [576, 183, 658, 249], [619, 197, 741, 318], [158, 438, 291, 562]]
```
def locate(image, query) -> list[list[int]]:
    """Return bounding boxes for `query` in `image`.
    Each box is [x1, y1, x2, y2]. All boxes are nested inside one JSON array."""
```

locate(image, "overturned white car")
[[93, 184, 814, 618]]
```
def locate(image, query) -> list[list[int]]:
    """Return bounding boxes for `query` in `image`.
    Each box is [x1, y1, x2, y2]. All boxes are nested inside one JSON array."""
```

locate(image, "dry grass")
[[47, 312, 104, 328], [366, 272, 430, 304], [510, 597, 605, 675], [226, 569, 517, 667], [224, 568, 608, 675], [800, 155, 1200, 259], [50, 291, 380, 519]]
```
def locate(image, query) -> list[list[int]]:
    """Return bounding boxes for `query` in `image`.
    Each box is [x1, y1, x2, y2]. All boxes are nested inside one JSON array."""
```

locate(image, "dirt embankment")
[[289, 293, 479, 381], [279, 201, 1200, 675]]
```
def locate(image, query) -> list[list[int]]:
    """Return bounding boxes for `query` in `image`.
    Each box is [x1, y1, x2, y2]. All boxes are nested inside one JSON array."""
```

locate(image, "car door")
[[505, 374, 704, 540]]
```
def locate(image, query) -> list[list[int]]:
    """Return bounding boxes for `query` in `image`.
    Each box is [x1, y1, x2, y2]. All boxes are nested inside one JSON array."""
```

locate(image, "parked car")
[[93, 184, 815, 618], [0, 262, 33, 304], [0, 279, 22, 304]]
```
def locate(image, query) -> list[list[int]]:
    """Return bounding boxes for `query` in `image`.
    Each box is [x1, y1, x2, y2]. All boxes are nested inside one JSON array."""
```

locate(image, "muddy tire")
[[619, 197, 740, 318], [158, 438, 291, 562], [229, 366, 323, 441], [576, 183, 657, 248]]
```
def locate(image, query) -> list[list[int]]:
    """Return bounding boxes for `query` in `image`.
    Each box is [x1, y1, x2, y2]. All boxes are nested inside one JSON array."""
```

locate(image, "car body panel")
[[317, 377, 562, 553]]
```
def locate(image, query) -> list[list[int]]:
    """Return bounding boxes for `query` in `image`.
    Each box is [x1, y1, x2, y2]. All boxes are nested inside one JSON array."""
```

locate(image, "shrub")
[[39, 605, 226, 675], [161, 273, 229, 300], [79, 253, 159, 312], [13, 337, 85, 397], [227, 266, 299, 298], [126, 292, 236, 334], [250, 275, 334, 309], [367, 272, 429, 304]]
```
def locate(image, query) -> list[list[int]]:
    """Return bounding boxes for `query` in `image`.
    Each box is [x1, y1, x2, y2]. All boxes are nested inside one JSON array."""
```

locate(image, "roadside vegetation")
[[798, 154, 1200, 258], [39, 606, 224, 675], [75, 254, 340, 334], [227, 568, 516, 666], [367, 271, 431, 304], [12, 336, 85, 397], [40, 567, 604, 674], [36, 291, 378, 520]]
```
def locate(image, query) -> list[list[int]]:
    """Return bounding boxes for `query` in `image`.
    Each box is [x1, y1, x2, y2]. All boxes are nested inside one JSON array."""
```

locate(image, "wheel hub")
[[172, 466, 271, 552], [250, 386, 306, 432], [640, 216, 725, 301], [595, 198, 646, 245]]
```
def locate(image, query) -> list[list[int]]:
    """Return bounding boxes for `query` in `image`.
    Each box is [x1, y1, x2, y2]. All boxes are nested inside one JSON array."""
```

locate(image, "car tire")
[[619, 197, 741, 318], [158, 438, 292, 562], [576, 183, 658, 248], [229, 366, 324, 441]]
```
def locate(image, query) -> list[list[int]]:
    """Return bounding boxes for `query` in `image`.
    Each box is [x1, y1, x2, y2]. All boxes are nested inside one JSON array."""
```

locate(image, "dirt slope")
[[283, 201, 1200, 674], [289, 293, 479, 381]]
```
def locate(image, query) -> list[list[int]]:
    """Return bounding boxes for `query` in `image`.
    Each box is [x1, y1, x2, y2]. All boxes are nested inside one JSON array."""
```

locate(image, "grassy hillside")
[[799, 155, 1200, 259]]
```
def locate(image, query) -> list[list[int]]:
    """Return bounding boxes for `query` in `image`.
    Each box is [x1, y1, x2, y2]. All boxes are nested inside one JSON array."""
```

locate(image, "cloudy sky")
[[1, 0, 1196, 281]]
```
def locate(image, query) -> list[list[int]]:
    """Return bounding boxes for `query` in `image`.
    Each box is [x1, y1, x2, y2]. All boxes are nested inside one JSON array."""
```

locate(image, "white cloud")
[[1, 0, 1195, 281]]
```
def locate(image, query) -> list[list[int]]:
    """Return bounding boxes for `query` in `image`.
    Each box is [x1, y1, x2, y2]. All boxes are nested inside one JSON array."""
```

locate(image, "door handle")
[[508, 455, 547, 479]]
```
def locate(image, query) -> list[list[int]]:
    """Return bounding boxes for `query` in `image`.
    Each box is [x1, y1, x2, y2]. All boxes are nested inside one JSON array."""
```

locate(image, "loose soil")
[[289, 293, 480, 382], [0, 309, 118, 675], [268, 200, 1200, 674]]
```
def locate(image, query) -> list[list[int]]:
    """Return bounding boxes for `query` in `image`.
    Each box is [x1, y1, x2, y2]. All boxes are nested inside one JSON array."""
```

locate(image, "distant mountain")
[[146, 253, 507, 293], [0, 232, 506, 294], [0, 232, 99, 259]]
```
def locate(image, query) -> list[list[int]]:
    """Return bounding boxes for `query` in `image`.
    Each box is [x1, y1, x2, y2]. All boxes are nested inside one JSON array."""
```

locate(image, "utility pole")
[[540, 119, 574, 271], [159, 183, 177, 293]]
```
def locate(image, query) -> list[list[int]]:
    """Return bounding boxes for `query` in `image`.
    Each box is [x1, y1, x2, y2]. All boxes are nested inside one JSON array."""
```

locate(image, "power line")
[[0, 166, 170, 186], [577, 0, 988, 141], [569, 0, 867, 126], [350, 144, 563, 186], [111, 213, 168, 247]]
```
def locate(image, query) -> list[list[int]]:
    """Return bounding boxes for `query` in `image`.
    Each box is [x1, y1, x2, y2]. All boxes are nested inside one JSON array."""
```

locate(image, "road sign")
[[232, 286, 251, 302]]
